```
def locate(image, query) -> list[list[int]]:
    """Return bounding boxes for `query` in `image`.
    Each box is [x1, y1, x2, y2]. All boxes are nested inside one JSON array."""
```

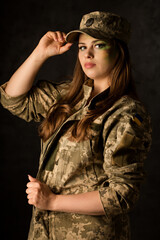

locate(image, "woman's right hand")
[[4, 31, 73, 97], [35, 31, 73, 60]]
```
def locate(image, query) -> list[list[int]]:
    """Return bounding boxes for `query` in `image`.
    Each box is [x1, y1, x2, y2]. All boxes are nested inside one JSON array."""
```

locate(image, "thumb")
[[28, 175, 38, 182], [60, 42, 73, 54]]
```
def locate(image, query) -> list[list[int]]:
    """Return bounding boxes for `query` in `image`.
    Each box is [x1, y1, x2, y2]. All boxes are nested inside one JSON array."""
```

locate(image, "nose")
[[84, 47, 94, 59]]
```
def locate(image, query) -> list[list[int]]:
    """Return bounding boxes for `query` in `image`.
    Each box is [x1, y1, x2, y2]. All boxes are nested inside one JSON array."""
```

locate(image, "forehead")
[[78, 33, 99, 43], [78, 33, 113, 45]]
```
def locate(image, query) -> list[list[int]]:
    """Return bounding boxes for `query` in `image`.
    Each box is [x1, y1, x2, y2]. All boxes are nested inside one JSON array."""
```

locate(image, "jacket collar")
[[83, 79, 93, 102], [83, 79, 110, 110]]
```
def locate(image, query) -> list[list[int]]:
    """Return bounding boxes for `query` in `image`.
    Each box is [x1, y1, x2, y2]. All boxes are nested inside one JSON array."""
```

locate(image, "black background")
[[0, 0, 160, 239]]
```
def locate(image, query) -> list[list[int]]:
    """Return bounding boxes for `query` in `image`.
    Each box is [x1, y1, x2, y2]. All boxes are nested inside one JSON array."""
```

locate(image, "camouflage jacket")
[[0, 80, 152, 240]]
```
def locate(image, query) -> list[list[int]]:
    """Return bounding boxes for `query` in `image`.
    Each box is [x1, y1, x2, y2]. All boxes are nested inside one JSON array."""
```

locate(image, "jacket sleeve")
[[0, 80, 70, 122], [98, 101, 152, 218]]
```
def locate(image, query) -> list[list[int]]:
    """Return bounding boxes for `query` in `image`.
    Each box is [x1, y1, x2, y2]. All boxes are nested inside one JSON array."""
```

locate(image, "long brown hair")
[[38, 39, 138, 142]]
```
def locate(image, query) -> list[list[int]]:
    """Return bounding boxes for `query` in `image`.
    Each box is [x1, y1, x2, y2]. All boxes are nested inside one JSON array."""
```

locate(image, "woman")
[[0, 11, 152, 240]]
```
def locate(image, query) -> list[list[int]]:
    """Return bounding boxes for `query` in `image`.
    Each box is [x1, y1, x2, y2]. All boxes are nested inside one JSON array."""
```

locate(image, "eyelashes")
[[78, 46, 86, 51], [78, 43, 111, 51], [95, 43, 107, 49]]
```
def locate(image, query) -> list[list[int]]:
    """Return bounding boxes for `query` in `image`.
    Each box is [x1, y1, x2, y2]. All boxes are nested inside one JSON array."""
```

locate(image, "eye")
[[95, 43, 105, 48], [95, 42, 111, 50], [78, 46, 86, 51]]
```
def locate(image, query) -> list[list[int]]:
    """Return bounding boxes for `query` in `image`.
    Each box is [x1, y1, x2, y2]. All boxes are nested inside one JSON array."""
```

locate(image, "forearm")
[[5, 31, 72, 97], [53, 191, 105, 215], [5, 47, 46, 97], [26, 177, 105, 215]]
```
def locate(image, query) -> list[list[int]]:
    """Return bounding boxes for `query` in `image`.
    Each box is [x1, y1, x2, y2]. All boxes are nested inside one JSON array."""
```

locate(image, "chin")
[[83, 71, 99, 80], [83, 69, 108, 80], [85, 74, 103, 80]]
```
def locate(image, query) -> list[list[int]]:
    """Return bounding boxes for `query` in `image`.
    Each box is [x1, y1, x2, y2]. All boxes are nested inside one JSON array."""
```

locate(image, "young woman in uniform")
[[0, 11, 152, 240]]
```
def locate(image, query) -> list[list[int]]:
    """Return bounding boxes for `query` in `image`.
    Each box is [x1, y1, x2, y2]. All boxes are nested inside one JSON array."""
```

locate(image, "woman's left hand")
[[26, 175, 55, 210]]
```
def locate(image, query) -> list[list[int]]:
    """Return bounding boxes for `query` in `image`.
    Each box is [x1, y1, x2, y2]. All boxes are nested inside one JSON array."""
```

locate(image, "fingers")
[[56, 31, 65, 42], [26, 185, 38, 193], [46, 31, 66, 43], [26, 180, 40, 189], [38, 31, 73, 57], [53, 31, 73, 54], [26, 176, 55, 210], [46, 31, 73, 48], [59, 42, 73, 54], [26, 175, 40, 193], [26, 178, 41, 206], [27, 193, 37, 206]]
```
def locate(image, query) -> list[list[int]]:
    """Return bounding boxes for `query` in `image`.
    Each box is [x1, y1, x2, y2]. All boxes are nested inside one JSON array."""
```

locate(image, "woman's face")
[[78, 34, 118, 83]]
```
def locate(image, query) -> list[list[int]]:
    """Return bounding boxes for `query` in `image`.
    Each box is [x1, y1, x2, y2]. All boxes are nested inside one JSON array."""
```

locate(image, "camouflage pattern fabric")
[[0, 80, 152, 240]]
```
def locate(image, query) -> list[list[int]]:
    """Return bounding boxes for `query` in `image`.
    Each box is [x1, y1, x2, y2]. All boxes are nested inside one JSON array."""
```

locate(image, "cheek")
[[103, 49, 118, 67], [78, 51, 82, 60], [78, 53, 83, 67]]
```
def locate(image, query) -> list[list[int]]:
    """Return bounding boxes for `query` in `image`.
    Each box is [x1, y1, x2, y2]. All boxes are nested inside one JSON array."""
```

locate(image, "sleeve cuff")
[[98, 187, 123, 218], [0, 82, 28, 107]]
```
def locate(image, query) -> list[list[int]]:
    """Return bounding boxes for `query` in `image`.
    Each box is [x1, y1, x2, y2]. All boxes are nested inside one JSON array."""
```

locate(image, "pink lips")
[[84, 62, 96, 69]]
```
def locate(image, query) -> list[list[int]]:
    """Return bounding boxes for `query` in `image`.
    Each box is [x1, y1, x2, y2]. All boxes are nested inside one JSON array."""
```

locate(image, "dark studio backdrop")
[[0, 0, 159, 239]]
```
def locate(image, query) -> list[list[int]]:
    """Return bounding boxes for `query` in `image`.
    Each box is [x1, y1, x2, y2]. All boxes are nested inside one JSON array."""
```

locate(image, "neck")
[[93, 78, 110, 96]]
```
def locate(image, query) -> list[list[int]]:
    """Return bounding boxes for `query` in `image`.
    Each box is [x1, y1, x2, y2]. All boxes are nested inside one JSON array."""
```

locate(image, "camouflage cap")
[[66, 11, 131, 44]]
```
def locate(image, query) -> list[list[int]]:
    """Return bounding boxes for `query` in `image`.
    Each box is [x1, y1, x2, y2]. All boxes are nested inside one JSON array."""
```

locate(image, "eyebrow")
[[78, 40, 105, 45]]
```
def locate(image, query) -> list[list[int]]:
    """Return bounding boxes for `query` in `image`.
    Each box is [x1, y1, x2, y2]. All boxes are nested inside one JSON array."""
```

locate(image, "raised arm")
[[5, 31, 72, 97]]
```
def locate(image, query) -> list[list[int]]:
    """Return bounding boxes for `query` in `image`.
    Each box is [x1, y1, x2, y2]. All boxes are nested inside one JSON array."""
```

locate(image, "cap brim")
[[66, 28, 112, 43]]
